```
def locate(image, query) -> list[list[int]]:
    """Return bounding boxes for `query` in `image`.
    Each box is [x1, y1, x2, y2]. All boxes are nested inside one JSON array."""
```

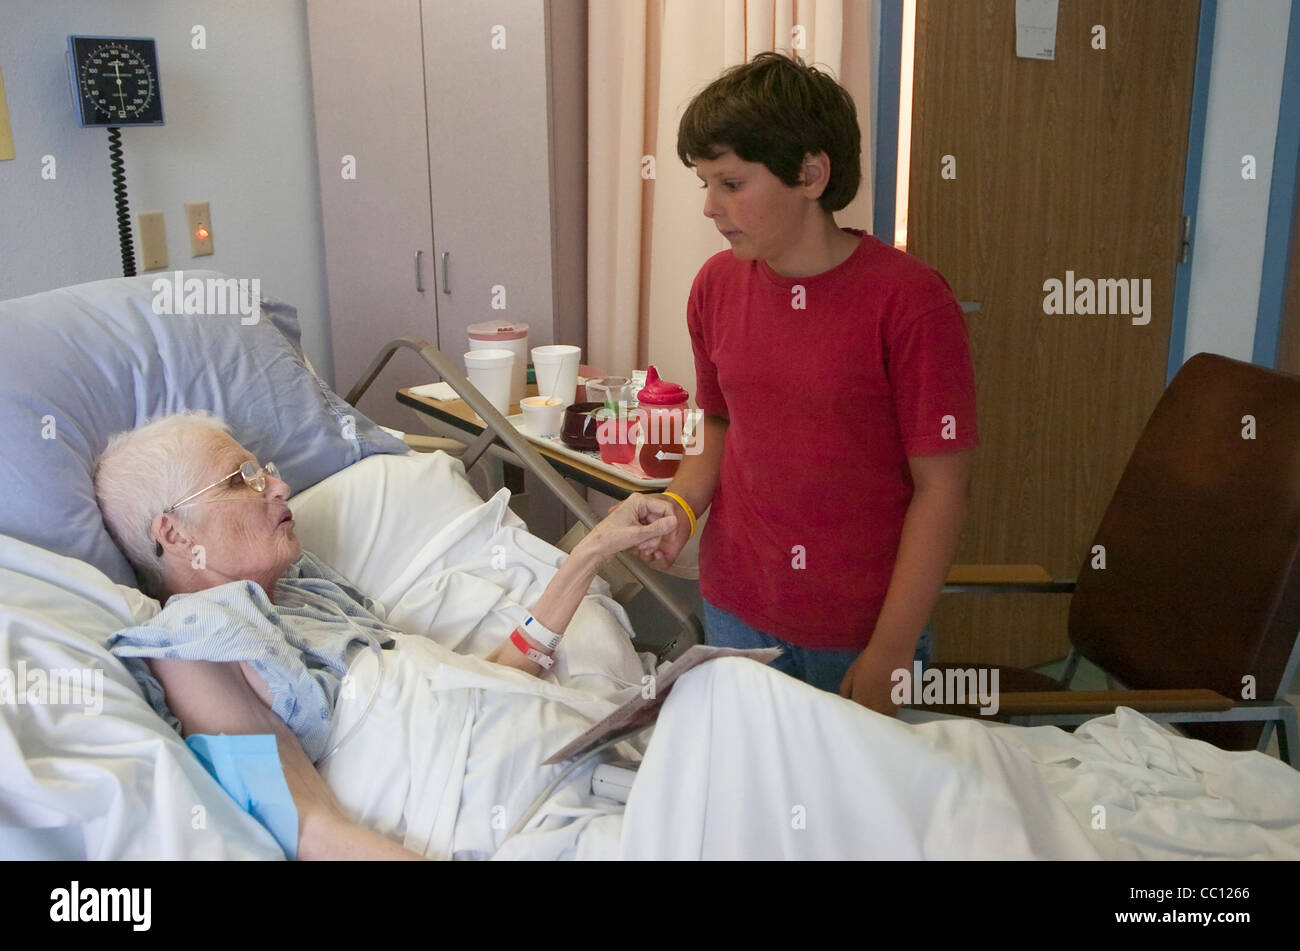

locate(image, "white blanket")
[[621, 661, 1300, 859], [322, 643, 1103, 860], [997, 710, 1300, 859], [320, 633, 629, 860], [621, 658, 1101, 859], [319, 641, 1300, 860]]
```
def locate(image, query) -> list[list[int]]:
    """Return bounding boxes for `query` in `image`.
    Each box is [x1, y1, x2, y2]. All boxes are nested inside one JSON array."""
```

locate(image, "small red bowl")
[[560, 401, 604, 450]]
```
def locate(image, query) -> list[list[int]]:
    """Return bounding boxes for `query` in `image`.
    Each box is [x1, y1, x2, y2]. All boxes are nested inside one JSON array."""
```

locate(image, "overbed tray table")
[[398, 383, 654, 500]]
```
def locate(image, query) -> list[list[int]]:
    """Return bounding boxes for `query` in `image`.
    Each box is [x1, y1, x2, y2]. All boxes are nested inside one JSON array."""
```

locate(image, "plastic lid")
[[637, 365, 689, 405], [468, 321, 529, 341]]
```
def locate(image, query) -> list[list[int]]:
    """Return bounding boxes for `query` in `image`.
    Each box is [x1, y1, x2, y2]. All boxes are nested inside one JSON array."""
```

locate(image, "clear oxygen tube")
[[315, 605, 387, 765]]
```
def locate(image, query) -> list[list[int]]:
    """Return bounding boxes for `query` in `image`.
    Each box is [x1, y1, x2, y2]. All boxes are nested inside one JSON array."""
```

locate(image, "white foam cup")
[[463, 349, 514, 417], [531, 345, 581, 407]]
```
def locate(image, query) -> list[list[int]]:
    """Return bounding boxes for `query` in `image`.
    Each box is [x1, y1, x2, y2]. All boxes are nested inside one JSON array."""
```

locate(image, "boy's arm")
[[839, 448, 974, 713]]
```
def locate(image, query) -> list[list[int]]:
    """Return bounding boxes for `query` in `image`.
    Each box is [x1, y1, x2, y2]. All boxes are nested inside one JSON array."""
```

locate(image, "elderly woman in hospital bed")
[[90, 413, 1300, 862], [94, 411, 685, 859]]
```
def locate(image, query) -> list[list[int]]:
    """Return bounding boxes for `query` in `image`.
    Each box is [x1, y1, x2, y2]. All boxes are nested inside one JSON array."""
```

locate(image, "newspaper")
[[541, 645, 781, 764]]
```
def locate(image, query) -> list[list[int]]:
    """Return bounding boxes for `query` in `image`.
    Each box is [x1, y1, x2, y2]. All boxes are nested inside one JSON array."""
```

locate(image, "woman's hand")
[[575, 493, 678, 564]]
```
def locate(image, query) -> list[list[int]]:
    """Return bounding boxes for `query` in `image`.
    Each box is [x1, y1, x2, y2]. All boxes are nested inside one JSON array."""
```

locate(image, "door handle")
[[441, 251, 450, 295], [415, 250, 424, 293], [959, 301, 981, 313]]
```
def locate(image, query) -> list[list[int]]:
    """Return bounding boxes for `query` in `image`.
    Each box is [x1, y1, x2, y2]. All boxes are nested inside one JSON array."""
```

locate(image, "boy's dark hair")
[[677, 51, 861, 213]]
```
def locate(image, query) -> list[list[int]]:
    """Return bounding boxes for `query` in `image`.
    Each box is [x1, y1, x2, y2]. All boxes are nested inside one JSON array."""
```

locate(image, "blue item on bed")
[[185, 733, 300, 859]]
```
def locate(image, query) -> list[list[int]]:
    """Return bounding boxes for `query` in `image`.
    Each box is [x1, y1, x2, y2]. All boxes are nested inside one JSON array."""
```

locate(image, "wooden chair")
[[930, 353, 1300, 767]]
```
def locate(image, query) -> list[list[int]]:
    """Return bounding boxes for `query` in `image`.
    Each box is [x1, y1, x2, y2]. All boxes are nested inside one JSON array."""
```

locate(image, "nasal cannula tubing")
[[315, 607, 386, 765]]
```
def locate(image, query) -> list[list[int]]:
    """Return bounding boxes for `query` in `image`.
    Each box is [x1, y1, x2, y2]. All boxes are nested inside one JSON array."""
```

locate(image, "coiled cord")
[[107, 127, 136, 277]]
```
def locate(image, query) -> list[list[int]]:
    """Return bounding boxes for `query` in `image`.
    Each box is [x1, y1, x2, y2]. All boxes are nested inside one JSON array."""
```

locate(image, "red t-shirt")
[[688, 229, 979, 650]]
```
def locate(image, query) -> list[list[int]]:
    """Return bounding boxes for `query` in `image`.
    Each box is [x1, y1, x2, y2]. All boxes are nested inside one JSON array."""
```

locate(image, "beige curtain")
[[587, 0, 874, 388]]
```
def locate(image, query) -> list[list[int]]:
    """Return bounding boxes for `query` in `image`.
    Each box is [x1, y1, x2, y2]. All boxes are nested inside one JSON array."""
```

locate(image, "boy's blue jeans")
[[702, 599, 934, 694]]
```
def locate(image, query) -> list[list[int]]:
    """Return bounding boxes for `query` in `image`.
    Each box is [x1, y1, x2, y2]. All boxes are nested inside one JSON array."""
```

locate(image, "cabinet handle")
[[415, 250, 424, 293], [441, 251, 450, 295]]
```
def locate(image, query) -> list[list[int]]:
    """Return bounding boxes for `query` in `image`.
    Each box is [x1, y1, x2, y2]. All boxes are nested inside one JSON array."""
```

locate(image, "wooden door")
[[307, 0, 439, 430], [907, 0, 1202, 667]]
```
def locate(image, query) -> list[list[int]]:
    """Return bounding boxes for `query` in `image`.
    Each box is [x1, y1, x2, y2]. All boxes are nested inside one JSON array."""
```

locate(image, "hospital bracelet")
[[522, 614, 562, 652], [510, 629, 554, 669], [661, 491, 697, 538]]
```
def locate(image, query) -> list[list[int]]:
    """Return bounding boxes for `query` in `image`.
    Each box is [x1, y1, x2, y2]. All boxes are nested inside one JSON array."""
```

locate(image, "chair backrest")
[[1069, 353, 1300, 749]]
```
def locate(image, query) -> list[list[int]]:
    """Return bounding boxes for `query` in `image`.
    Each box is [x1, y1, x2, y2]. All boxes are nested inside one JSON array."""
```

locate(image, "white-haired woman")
[[94, 412, 677, 860]]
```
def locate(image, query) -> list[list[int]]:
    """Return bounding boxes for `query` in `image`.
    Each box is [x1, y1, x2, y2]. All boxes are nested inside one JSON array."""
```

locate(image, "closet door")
[[307, 0, 439, 429], [420, 0, 558, 358]]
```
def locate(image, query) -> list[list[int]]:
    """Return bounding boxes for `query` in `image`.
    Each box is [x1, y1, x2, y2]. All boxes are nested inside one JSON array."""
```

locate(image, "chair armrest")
[[991, 688, 1232, 716], [943, 564, 1075, 594]]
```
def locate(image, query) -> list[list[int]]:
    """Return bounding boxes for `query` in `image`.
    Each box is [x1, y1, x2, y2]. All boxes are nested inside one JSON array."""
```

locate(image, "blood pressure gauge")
[[68, 36, 164, 127]]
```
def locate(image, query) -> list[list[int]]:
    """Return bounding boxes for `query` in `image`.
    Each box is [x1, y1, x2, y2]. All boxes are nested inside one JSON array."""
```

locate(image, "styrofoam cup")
[[531, 345, 581, 407], [463, 349, 514, 417]]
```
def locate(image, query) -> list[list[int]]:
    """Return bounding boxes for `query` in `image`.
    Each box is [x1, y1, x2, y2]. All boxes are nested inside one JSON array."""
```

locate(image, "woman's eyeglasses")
[[163, 460, 280, 514]]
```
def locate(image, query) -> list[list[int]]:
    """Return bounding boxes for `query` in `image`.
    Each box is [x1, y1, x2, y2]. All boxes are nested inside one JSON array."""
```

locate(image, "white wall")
[[0, 0, 333, 376], [1183, 0, 1294, 364]]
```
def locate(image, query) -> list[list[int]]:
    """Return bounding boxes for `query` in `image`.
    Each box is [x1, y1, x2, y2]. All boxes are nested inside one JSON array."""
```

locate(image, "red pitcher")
[[636, 366, 690, 478]]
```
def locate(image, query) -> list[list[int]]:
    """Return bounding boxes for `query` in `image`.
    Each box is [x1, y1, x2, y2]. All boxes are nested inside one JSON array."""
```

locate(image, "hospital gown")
[[108, 551, 397, 763]]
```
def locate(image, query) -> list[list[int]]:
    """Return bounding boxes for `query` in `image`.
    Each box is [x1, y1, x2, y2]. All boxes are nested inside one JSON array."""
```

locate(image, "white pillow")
[[0, 534, 284, 859], [288, 450, 486, 594]]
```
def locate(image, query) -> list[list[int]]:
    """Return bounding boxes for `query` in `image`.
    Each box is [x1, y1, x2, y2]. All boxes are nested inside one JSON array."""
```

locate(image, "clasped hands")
[[576, 492, 681, 563]]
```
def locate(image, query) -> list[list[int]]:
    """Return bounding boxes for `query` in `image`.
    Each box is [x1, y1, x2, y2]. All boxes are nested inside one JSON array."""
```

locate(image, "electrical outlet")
[[185, 201, 214, 257], [136, 210, 168, 270]]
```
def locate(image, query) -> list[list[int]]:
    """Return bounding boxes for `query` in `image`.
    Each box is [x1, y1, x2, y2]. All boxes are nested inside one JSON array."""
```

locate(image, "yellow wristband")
[[661, 491, 697, 538]]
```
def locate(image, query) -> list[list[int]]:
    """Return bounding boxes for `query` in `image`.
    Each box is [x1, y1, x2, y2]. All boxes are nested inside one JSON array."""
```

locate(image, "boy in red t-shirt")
[[640, 52, 978, 715]]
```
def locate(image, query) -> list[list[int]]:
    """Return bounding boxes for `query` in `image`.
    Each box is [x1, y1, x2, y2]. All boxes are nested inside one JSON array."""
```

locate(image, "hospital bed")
[[2, 273, 1299, 861]]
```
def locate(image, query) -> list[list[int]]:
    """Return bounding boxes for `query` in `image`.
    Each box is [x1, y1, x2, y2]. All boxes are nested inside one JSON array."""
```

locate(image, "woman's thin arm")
[[487, 495, 677, 672], [149, 657, 425, 860]]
